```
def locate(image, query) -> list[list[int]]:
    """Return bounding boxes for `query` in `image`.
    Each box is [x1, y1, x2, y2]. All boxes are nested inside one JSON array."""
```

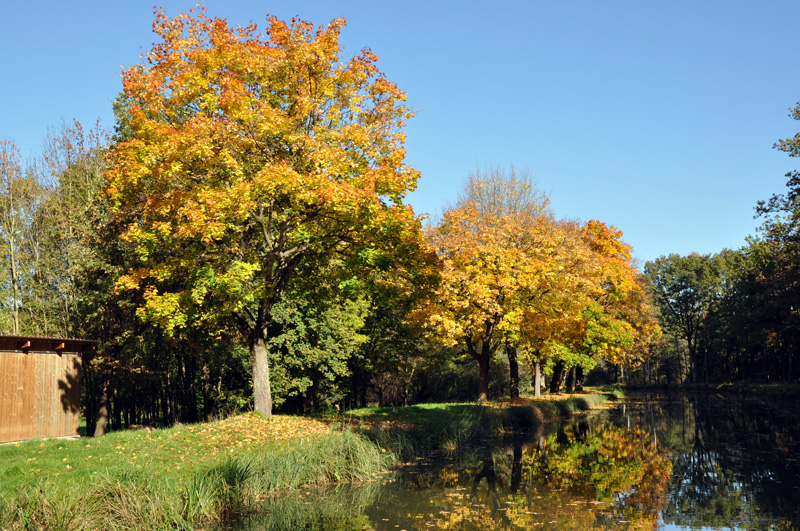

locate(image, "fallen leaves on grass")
[[187, 413, 331, 451], [121, 413, 334, 468]]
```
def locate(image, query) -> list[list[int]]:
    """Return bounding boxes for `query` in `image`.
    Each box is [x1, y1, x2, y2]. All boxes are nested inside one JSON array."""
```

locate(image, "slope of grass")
[[0, 414, 390, 530], [0, 414, 337, 491]]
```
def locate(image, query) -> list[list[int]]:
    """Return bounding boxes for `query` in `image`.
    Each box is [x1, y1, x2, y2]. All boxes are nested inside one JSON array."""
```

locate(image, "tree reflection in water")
[[624, 393, 800, 531], [412, 418, 672, 530], [230, 394, 800, 530]]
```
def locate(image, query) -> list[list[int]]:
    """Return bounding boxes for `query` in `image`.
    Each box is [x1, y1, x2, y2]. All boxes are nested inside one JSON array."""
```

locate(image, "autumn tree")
[[418, 168, 655, 401], [495, 217, 656, 396], [451, 166, 551, 399], [416, 170, 562, 402], [569, 220, 661, 389], [105, 9, 422, 416], [514, 219, 596, 396], [416, 205, 515, 402]]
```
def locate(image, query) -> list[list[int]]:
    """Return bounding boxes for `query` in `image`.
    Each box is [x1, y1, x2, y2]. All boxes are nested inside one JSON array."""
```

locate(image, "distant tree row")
[[638, 101, 800, 385]]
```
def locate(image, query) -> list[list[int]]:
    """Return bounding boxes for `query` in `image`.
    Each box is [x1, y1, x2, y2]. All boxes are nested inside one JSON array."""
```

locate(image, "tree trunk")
[[506, 343, 519, 400], [93, 377, 110, 437], [467, 333, 495, 404], [688, 342, 698, 383], [251, 335, 273, 416], [550, 360, 565, 394], [575, 365, 584, 391], [565, 366, 575, 393], [112, 386, 122, 431], [83, 363, 96, 436], [477, 352, 490, 403], [202, 360, 212, 420], [161, 380, 170, 424], [183, 353, 198, 422], [534, 356, 542, 398]]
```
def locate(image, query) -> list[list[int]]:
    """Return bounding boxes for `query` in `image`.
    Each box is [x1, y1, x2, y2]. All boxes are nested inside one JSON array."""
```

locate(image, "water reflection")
[[231, 481, 382, 530], [409, 420, 671, 530], [618, 393, 800, 530], [230, 393, 800, 530]]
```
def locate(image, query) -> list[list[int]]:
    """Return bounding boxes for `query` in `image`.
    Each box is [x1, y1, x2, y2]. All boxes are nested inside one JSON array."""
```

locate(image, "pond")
[[231, 393, 800, 530]]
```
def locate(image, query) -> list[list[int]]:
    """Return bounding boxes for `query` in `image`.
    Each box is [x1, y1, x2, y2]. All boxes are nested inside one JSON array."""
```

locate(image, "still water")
[[234, 393, 800, 530]]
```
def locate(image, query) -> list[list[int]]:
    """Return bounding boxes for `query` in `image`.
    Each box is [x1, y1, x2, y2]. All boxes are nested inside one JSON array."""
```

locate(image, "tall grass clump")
[[192, 459, 254, 520], [92, 472, 191, 529], [247, 429, 392, 493], [0, 482, 95, 531]]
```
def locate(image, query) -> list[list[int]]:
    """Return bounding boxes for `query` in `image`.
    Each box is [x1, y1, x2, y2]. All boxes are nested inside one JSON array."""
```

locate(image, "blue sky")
[[2, 1, 798, 265]]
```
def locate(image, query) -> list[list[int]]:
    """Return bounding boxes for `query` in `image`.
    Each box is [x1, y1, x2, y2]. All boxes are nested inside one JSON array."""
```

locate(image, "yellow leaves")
[[215, 260, 261, 295], [420, 191, 657, 371], [139, 287, 187, 334], [116, 268, 150, 292], [105, 7, 420, 345], [421, 205, 551, 346]]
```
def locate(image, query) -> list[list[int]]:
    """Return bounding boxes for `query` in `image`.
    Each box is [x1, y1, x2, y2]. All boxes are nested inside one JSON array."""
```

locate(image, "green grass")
[[0, 414, 391, 530], [0, 414, 332, 490]]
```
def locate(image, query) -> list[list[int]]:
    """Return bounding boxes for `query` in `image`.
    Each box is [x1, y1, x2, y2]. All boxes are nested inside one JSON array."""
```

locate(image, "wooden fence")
[[0, 336, 95, 444]]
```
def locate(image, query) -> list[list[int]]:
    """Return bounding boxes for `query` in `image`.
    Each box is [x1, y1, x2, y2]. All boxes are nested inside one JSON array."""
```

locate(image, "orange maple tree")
[[579, 221, 661, 366], [417, 175, 659, 400], [105, 9, 422, 416], [415, 204, 529, 402], [523, 220, 661, 392], [414, 193, 584, 401]]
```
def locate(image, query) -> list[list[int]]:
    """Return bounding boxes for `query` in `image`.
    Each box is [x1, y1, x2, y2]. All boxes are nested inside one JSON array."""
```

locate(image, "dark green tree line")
[[641, 100, 800, 385]]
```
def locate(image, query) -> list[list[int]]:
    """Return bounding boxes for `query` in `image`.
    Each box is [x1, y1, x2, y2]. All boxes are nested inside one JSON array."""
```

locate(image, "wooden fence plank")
[[0, 353, 11, 442]]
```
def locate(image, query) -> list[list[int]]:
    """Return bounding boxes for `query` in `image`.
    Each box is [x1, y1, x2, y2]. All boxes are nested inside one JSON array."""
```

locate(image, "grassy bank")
[[0, 391, 618, 529], [0, 415, 391, 530]]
